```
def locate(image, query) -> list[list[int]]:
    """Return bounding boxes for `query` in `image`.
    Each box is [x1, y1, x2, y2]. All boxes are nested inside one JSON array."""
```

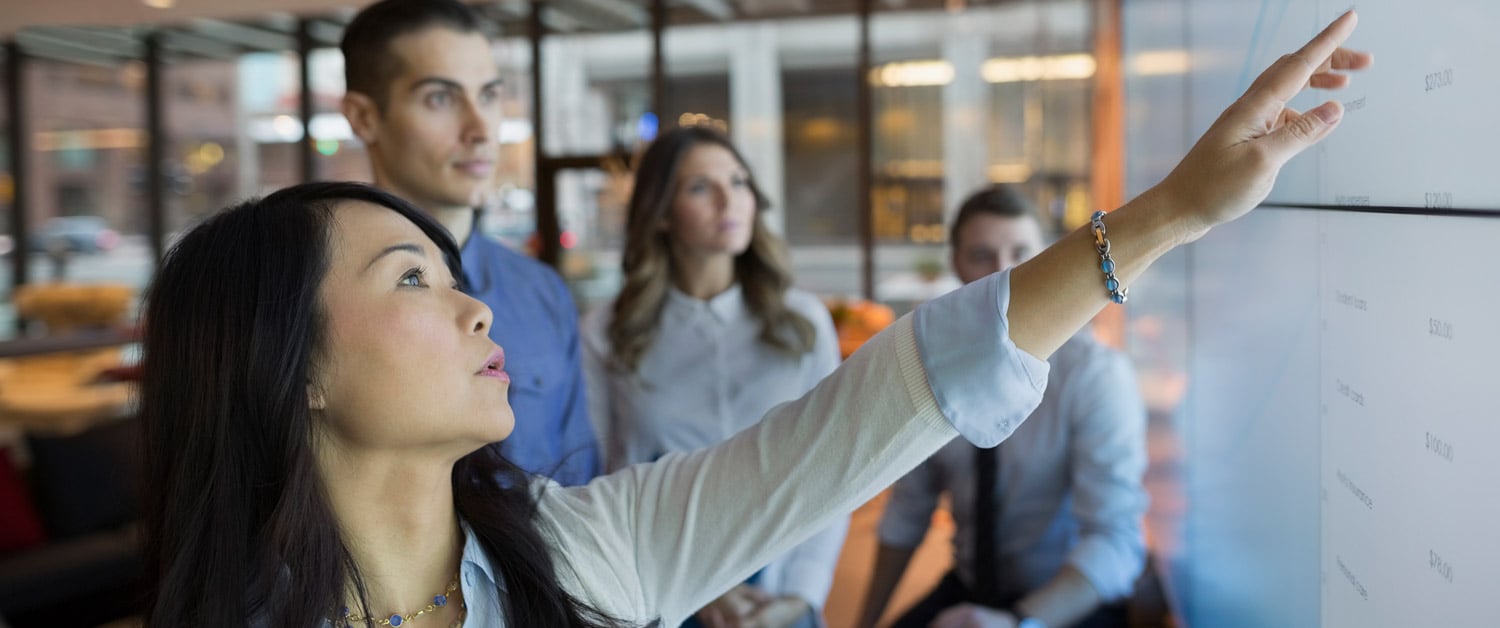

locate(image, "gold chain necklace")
[[338, 571, 465, 627]]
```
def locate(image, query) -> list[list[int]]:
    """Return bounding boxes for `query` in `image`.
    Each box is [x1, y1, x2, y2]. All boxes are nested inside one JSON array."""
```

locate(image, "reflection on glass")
[[22, 58, 151, 336], [541, 30, 652, 157], [480, 38, 540, 250], [239, 51, 305, 194], [165, 58, 242, 243], [542, 28, 650, 312], [307, 48, 370, 183], [0, 57, 12, 338], [869, 2, 1096, 315]]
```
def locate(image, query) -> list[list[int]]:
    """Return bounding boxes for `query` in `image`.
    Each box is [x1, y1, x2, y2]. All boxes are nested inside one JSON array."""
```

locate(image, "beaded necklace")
[[338, 572, 466, 627]]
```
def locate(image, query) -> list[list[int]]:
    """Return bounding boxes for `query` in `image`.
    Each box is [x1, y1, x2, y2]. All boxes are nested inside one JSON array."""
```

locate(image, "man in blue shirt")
[[338, 0, 600, 485], [858, 185, 1148, 628]]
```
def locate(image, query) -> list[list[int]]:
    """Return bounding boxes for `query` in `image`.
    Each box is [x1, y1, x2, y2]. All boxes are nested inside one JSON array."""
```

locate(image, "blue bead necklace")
[[339, 571, 465, 627]]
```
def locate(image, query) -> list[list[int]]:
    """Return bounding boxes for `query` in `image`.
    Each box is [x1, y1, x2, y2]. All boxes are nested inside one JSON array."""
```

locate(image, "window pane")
[[0, 53, 11, 338], [870, 0, 1095, 315], [238, 51, 304, 194], [308, 47, 370, 183], [23, 58, 151, 335], [544, 25, 651, 312], [165, 57, 244, 242], [780, 16, 861, 301], [480, 37, 540, 249]]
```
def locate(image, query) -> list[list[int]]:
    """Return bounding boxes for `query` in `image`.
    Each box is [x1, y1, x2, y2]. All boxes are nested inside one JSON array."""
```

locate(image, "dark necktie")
[[973, 444, 1000, 605]]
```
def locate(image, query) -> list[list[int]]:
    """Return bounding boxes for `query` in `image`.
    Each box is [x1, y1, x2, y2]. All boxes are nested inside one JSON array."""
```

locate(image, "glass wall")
[[0, 3, 1102, 336], [478, 37, 540, 254], [238, 51, 305, 195], [164, 57, 242, 241], [778, 16, 862, 300], [542, 23, 652, 311], [21, 58, 151, 336], [870, 0, 1096, 315], [307, 47, 370, 183], [0, 52, 11, 337]]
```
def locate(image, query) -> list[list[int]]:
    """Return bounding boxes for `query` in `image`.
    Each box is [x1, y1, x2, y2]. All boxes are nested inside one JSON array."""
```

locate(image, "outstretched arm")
[[536, 13, 1370, 625], [1008, 11, 1371, 360]]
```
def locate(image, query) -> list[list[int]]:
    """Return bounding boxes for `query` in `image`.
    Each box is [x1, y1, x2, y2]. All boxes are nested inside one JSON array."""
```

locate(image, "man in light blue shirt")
[[339, 0, 599, 485], [859, 185, 1148, 628]]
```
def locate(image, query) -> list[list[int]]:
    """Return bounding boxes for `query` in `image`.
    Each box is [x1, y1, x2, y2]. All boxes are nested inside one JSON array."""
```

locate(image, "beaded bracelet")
[[1090, 210, 1128, 304]]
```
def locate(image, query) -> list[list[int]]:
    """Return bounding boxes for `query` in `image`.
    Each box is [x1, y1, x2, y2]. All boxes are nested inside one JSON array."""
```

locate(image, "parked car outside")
[[28, 216, 120, 254]]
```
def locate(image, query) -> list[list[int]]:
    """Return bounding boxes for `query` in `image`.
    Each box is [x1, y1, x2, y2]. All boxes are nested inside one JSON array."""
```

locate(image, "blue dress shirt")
[[879, 331, 1149, 603], [460, 231, 600, 486]]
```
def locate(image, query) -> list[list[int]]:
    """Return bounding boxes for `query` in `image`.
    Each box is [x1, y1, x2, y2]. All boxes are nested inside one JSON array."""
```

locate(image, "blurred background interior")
[[0, 0, 1185, 626]]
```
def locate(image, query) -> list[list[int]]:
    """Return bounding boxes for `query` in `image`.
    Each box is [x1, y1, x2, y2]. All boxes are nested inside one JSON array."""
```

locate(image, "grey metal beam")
[[254, 13, 301, 34], [186, 18, 296, 52], [530, 0, 561, 268], [540, 6, 585, 32], [145, 34, 167, 262], [857, 0, 873, 300], [652, 0, 664, 113], [304, 20, 346, 47], [491, 0, 532, 18], [15, 30, 139, 62], [674, 0, 735, 21], [158, 28, 246, 59], [31, 26, 144, 56], [10, 41, 122, 68], [296, 19, 316, 182], [555, 0, 649, 29], [576, 0, 651, 25], [6, 44, 29, 328]]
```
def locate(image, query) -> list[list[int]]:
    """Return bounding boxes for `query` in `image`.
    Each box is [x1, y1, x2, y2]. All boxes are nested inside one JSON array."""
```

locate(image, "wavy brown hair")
[[607, 126, 814, 372]]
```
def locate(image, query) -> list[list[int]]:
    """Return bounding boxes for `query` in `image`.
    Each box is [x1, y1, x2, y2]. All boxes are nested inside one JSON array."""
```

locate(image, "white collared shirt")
[[878, 332, 1149, 602], [580, 284, 846, 609], [308, 271, 1048, 628]]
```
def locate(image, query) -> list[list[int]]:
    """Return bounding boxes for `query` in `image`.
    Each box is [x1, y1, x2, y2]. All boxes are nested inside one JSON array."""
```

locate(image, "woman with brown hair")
[[582, 125, 845, 627]]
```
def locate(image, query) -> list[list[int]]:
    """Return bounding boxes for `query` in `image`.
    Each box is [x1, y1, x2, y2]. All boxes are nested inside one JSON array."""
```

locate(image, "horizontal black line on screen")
[[1259, 203, 1500, 219]]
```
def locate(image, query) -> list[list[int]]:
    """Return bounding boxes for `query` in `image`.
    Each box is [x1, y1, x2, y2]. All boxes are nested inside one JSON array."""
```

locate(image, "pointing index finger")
[[1250, 10, 1360, 102]]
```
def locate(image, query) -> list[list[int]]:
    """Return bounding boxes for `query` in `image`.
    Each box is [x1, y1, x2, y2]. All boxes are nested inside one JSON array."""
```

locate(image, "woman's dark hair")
[[607, 125, 815, 372], [140, 182, 622, 627]]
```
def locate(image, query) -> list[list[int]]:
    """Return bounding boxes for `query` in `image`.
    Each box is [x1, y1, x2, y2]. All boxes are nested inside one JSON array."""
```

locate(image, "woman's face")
[[665, 143, 758, 260], [312, 201, 514, 454]]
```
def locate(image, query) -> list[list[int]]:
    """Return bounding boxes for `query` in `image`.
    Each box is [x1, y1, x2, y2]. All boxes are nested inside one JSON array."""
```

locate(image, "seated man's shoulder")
[[1052, 332, 1133, 379]]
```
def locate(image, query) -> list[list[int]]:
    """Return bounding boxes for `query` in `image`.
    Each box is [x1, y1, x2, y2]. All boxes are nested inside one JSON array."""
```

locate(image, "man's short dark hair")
[[340, 0, 486, 107], [949, 184, 1038, 248]]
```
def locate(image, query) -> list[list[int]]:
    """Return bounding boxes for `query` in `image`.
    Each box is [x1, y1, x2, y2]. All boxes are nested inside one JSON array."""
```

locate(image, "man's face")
[[352, 27, 503, 211], [951, 213, 1045, 284]]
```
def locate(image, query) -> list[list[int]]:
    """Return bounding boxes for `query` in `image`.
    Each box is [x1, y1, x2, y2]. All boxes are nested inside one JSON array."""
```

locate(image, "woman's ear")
[[307, 382, 327, 412]]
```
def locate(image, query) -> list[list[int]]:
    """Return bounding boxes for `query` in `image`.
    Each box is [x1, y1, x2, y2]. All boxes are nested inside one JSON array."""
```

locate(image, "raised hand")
[[1155, 10, 1374, 240]]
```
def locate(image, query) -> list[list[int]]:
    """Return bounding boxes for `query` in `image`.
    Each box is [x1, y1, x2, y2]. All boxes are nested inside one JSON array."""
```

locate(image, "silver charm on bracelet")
[[1090, 211, 1128, 304]]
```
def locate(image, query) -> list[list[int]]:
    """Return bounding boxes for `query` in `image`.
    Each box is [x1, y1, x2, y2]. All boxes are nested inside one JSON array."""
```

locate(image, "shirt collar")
[[665, 282, 746, 325], [459, 222, 496, 295], [459, 520, 504, 594]]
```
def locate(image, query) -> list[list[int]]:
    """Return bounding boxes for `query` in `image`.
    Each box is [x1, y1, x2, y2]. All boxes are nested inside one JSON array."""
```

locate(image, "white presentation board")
[[1122, 1, 1499, 626]]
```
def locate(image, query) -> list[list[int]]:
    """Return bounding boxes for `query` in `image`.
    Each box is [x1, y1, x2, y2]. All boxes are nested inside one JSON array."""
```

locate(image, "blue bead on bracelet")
[[1090, 211, 1128, 304]]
